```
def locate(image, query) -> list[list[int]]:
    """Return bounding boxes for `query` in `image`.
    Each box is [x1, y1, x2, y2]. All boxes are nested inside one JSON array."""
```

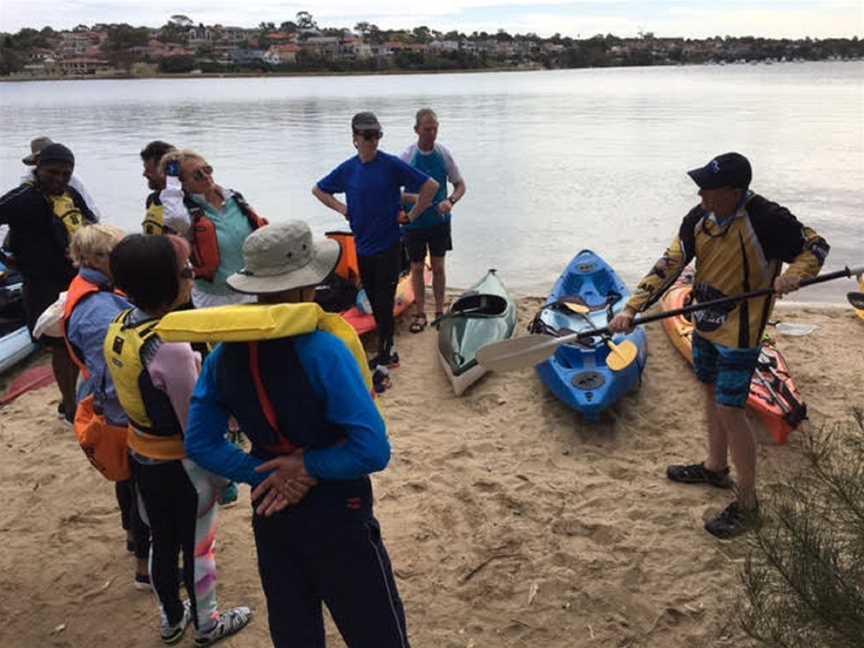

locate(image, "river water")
[[1, 62, 861, 303]]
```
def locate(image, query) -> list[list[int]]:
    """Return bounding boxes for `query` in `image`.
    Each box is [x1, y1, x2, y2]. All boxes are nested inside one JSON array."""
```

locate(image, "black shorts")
[[405, 221, 452, 263]]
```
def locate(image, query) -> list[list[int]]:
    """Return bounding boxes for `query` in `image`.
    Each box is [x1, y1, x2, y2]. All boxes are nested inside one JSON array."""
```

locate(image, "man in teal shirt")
[[400, 108, 467, 332]]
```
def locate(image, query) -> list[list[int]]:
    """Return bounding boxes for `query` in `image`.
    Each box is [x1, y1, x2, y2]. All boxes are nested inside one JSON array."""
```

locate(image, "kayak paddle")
[[477, 265, 864, 373], [562, 301, 638, 372]]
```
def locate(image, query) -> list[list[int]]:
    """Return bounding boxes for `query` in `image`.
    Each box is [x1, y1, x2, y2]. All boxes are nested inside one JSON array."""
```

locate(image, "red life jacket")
[[186, 191, 267, 282], [61, 274, 104, 380]]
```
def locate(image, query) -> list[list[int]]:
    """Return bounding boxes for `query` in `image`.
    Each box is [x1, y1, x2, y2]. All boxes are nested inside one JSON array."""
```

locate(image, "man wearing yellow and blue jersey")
[[610, 152, 829, 539]]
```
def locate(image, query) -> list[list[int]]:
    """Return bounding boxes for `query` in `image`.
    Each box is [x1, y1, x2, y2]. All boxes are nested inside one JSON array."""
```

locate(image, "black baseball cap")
[[687, 152, 751, 190], [36, 143, 75, 166]]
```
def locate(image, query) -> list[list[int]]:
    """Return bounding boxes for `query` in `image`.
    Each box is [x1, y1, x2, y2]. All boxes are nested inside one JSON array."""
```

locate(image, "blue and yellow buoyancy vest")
[[143, 191, 167, 236], [104, 309, 185, 460], [217, 337, 345, 460], [156, 302, 374, 459]]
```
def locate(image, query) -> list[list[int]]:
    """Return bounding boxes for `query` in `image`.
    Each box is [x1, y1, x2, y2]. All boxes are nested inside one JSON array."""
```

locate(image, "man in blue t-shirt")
[[400, 108, 467, 333], [313, 111, 438, 369]]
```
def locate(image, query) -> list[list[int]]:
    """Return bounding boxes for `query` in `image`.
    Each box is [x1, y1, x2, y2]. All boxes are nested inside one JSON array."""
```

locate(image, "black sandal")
[[409, 313, 427, 334], [667, 462, 734, 489]]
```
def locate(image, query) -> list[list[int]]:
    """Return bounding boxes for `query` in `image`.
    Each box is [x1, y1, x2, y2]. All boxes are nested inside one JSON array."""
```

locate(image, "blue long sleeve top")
[[185, 330, 390, 487], [67, 268, 131, 426]]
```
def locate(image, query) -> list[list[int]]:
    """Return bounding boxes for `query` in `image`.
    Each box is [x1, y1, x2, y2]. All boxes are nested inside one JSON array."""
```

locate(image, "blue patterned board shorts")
[[692, 333, 761, 408]]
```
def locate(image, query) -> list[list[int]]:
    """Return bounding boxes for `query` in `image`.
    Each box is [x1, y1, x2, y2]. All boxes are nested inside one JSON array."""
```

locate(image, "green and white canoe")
[[437, 269, 517, 395]]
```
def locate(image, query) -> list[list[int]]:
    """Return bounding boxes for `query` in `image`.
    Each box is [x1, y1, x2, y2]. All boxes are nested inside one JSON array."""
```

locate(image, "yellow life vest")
[[50, 192, 85, 237], [104, 309, 186, 460], [142, 193, 166, 235], [157, 302, 373, 393]]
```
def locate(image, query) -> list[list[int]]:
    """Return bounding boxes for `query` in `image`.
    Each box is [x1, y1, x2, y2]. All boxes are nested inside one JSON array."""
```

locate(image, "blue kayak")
[[532, 250, 647, 419], [0, 261, 38, 375]]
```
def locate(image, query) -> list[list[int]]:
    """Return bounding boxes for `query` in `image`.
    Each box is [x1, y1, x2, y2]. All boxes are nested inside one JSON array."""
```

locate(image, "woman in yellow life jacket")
[[64, 224, 152, 589], [104, 234, 252, 646]]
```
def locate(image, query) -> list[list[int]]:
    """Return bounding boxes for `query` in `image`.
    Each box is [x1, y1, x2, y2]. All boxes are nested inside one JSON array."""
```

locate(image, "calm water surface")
[[1, 62, 861, 303]]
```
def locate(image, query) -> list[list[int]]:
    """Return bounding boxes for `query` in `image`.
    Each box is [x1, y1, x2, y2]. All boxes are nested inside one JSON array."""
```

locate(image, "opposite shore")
[[2, 57, 861, 83]]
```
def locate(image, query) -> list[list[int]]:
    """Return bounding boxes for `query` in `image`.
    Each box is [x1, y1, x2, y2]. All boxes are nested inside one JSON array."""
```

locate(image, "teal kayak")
[[437, 269, 517, 395]]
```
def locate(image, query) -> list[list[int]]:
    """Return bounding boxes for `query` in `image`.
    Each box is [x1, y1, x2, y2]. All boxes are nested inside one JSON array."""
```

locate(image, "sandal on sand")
[[409, 313, 427, 334], [667, 462, 734, 489]]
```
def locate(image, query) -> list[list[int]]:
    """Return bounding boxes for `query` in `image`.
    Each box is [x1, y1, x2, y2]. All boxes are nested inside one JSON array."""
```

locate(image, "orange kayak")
[[661, 271, 806, 444], [319, 231, 415, 336]]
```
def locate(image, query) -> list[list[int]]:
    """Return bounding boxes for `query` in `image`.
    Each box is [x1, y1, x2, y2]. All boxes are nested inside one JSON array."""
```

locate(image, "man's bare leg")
[[431, 256, 446, 315], [715, 404, 758, 508], [51, 344, 78, 420], [704, 385, 729, 472], [410, 261, 426, 317]]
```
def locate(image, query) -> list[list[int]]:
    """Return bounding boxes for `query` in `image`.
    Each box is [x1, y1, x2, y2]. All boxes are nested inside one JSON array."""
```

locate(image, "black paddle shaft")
[[581, 265, 863, 339]]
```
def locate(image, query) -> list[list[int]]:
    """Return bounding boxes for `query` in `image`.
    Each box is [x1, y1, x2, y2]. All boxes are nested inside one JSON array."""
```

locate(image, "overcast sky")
[[1, 0, 862, 39]]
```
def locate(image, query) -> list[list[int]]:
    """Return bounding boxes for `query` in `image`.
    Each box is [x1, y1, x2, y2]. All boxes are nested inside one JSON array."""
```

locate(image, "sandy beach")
[[1, 298, 861, 648]]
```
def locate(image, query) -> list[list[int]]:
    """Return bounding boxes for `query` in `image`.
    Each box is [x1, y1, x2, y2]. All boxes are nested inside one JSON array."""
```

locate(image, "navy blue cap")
[[687, 152, 751, 190], [36, 143, 75, 166]]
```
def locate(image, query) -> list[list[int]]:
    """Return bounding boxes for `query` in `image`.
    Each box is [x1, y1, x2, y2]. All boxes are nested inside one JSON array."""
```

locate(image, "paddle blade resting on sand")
[[847, 292, 864, 310]]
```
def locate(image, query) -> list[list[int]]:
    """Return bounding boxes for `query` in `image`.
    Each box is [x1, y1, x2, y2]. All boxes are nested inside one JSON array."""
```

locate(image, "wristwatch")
[[448, 195, 458, 205]]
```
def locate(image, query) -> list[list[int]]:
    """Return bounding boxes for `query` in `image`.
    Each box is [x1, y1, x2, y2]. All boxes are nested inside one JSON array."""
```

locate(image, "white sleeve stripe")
[[437, 144, 462, 184]]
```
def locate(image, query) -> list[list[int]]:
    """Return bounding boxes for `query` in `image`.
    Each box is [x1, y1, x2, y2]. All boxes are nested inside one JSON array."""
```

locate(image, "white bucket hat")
[[22, 136, 54, 165], [227, 221, 340, 295]]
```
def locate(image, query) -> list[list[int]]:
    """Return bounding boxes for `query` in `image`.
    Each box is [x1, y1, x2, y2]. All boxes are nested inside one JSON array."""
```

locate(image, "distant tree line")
[[2, 12, 862, 77]]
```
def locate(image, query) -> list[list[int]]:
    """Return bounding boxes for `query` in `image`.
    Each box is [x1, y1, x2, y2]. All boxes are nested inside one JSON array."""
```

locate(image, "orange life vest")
[[61, 274, 104, 380], [186, 191, 267, 282]]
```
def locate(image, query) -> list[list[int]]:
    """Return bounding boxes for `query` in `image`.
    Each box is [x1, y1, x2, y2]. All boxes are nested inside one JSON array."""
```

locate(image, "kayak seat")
[[450, 293, 508, 317]]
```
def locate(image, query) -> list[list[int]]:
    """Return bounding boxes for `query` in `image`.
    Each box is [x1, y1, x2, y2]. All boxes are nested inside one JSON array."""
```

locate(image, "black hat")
[[37, 143, 75, 166], [687, 152, 751, 190], [351, 111, 381, 132]]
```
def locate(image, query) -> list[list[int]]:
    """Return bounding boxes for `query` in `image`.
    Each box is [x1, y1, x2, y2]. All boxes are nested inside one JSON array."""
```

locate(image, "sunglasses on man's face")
[[355, 130, 382, 141], [191, 165, 213, 182], [179, 262, 195, 279]]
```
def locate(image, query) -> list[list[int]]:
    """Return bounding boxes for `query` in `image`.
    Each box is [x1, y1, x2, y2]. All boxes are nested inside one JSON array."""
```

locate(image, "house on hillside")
[[56, 57, 111, 75], [230, 48, 267, 64], [263, 43, 300, 64], [301, 36, 340, 60]]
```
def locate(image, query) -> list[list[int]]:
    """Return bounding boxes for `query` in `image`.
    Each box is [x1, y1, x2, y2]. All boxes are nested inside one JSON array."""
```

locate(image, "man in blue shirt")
[[184, 221, 411, 648], [313, 111, 439, 368], [401, 108, 467, 332]]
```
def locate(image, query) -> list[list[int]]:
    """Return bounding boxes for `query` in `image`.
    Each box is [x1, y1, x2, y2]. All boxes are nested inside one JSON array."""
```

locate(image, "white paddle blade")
[[476, 334, 561, 372]]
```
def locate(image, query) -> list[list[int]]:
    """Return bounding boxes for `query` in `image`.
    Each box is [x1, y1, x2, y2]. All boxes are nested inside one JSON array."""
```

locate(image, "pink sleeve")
[[148, 342, 200, 433]]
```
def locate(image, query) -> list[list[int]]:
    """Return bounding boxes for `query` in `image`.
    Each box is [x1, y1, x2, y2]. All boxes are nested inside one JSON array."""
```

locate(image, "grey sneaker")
[[667, 462, 734, 489], [161, 600, 192, 645], [705, 501, 761, 539], [194, 606, 253, 646]]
